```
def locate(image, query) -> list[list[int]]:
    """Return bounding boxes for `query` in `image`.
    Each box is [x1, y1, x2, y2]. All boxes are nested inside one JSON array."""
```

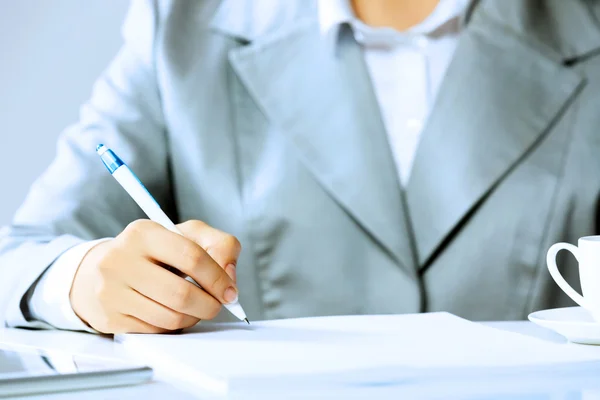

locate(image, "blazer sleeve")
[[0, 0, 173, 328]]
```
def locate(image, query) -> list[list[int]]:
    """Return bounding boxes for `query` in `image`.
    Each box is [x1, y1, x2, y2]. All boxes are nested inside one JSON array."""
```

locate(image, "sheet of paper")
[[118, 313, 600, 395]]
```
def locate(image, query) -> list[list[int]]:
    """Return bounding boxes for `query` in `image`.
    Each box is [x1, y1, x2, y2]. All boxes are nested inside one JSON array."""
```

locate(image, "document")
[[117, 313, 600, 396]]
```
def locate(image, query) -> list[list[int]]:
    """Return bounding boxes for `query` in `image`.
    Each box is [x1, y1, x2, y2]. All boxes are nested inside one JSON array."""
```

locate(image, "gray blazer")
[[2, 0, 600, 327]]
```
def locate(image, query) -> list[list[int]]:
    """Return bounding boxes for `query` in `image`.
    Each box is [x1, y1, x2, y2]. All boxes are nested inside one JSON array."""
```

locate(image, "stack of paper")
[[117, 313, 600, 396]]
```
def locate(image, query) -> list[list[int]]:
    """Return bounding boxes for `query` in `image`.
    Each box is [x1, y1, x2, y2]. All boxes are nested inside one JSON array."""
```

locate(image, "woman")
[[1, 0, 599, 333]]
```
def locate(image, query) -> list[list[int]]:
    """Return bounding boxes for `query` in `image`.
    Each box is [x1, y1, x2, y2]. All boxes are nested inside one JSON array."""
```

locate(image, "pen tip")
[[96, 144, 107, 155], [244, 318, 250, 325]]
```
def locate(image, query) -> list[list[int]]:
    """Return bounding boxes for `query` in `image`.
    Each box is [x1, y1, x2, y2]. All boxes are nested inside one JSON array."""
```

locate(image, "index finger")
[[177, 220, 242, 282], [177, 220, 242, 267], [177, 244, 239, 305], [128, 221, 239, 306]]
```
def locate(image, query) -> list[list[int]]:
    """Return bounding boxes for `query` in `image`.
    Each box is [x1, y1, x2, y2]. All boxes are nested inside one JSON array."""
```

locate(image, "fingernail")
[[226, 264, 237, 283], [224, 286, 238, 304]]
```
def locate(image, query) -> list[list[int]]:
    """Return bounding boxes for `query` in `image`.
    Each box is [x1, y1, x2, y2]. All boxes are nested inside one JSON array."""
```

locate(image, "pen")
[[96, 144, 249, 324]]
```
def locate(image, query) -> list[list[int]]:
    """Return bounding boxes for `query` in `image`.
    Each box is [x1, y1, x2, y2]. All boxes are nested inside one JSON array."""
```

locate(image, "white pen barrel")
[[112, 166, 181, 234]]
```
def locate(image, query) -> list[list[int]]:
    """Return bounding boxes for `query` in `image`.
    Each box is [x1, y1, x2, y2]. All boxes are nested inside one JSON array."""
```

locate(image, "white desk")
[[1, 321, 600, 399]]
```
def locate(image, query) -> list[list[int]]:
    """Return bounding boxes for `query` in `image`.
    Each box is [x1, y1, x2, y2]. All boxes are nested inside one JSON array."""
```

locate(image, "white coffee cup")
[[547, 236, 600, 321]]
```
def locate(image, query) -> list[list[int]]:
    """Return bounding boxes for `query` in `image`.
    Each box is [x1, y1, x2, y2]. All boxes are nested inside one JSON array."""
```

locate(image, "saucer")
[[528, 307, 600, 345]]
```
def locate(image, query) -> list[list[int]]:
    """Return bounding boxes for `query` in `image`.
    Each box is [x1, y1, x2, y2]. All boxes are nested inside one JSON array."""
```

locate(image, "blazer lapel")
[[211, 1, 417, 276], [406, 1, 586, 267]]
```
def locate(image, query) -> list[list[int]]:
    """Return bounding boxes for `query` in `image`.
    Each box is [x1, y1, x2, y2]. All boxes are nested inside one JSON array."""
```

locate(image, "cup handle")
[[546, 243, 590, 309]]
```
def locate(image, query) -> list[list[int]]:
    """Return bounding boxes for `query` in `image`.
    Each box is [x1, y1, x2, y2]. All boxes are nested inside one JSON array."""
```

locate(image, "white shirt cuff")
[[29, 238, 111, 333]]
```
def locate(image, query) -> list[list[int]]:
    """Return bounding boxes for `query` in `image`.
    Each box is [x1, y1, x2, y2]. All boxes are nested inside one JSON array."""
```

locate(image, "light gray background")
[[0, 1, 129, 226]]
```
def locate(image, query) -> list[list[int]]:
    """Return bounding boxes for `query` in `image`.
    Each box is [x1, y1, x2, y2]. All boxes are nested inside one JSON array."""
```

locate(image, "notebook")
[[117, 312, 600, 396]]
